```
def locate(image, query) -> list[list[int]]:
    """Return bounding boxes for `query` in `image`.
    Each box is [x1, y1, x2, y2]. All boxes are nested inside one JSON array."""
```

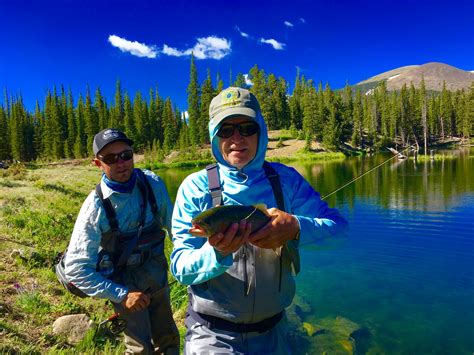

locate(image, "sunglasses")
[[98, 149, 133, 165], [216, 122, 260, 139]]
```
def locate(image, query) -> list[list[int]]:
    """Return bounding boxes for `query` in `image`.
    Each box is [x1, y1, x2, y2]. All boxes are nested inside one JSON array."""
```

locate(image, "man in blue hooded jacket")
[[171, 87, 347, 354]]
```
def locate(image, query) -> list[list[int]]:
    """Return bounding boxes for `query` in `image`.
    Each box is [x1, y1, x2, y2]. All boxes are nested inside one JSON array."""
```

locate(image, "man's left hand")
[[249, 208, 299, 249]]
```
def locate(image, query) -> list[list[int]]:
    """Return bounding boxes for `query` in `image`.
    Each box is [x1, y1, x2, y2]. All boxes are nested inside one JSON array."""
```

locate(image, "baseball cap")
[[93, 128, 134, 155], [209, 87, 261, 127]]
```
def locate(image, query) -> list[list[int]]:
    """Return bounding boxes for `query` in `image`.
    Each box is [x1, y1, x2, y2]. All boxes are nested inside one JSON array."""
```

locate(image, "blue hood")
[[209, 112, 268, 182]]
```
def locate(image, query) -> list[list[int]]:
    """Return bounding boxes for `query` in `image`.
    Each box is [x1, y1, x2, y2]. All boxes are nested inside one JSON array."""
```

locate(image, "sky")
[[1, 0, 473, 112]]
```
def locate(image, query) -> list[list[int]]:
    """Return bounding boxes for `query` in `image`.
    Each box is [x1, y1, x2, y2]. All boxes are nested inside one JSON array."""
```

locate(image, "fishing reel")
[[98, 313, 127, 336]]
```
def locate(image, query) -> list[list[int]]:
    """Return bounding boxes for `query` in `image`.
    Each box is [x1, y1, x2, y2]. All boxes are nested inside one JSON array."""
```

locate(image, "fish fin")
[[253, 203, 269, 215]]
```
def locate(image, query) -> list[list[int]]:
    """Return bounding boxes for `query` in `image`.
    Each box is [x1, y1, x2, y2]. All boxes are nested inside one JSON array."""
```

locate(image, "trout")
[[191, 204, 270, 236]]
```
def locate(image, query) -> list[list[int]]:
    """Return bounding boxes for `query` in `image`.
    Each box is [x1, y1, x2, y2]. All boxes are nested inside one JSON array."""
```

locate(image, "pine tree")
[[233, 73, 247, 88], [420, 75, 428, 154], [111, 80, 124, 129], [148, 88, 158, 143], [302, 80, 317, 141], [84, 87, 98, 156], [468, 83, 474, 137], [249, 65, 271, 121], [33, 101, 44, 159], [216, 72, 224, 93], [123, 93, 136, 143], [162, 98, 178, 152], [0, 106, 10, 160], [65, 89, 76, 158], [10, 97, 27, 161], [133, 91, 146, 150], [95, 87, 108, 130], [154, 89, 164, 145], [187, 54, 200, 146], [288, 68, 304, 129], [341, 82, 354, 142], [351, 89, 363, 147], [440, 81, 453, 140], [199, 69, 214, 144], [399, 84, 409, 145], [74, 95, 86, 158]]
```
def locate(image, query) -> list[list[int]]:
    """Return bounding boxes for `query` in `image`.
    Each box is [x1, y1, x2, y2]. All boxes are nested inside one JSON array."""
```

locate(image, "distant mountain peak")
[[355, 62, 474, 92]]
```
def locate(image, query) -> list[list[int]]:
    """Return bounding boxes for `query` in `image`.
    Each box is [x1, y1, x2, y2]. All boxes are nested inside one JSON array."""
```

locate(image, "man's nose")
[[231, 128, 243, 141]]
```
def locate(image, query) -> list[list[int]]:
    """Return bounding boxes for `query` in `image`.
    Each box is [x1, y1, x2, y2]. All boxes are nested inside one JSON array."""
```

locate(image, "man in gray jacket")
[[171, 88, 347, 354], [65, 128, 179, 354]]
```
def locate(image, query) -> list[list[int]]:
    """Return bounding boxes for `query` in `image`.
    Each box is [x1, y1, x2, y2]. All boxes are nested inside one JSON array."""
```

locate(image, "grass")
[[268, 151, 346, 163]]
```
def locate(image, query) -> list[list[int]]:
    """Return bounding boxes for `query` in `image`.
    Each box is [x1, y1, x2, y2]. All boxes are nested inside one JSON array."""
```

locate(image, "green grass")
[[268, 151, 346, 163]]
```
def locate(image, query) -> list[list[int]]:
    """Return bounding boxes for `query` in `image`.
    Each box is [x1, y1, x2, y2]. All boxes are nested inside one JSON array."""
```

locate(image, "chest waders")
[[97, 169, 167, 279], [55, 170, 166, 297], [187, 162, 300, 333]]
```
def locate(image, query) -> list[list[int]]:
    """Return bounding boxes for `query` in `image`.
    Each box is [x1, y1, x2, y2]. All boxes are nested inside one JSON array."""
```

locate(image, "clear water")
[[157, 148, 474, 354]]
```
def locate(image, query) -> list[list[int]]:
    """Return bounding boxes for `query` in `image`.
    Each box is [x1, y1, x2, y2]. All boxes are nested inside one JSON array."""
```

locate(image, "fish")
[[191, 204, 271, 236]]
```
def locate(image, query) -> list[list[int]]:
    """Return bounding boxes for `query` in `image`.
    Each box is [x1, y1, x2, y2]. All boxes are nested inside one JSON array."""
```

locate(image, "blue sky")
[[1, 0, 473, 112]]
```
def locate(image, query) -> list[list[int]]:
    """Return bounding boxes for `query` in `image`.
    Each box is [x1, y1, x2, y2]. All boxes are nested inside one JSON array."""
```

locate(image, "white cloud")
[[243, 74, 253, 86], [162, 36, 231, 60], [108, 34, 158, 58], [260, 38, 285, 50], [284, 21, 294, 27], [192, 37, 231, 59], [162, 44, 187, 57], [235, 26, 250, 38], [300, 17, 306, 23]]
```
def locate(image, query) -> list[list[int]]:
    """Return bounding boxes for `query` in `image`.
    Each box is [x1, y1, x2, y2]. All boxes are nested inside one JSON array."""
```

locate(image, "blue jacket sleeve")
[[170, 173, 233, 286], [64, 191, 128, 303]]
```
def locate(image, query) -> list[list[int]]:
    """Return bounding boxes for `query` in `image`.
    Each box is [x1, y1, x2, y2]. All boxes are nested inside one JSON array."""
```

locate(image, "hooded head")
[[208, 87, 268, 174]]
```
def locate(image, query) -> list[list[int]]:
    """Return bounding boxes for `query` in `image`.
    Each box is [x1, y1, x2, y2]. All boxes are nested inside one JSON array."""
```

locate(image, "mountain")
[[354, 62, 474, 93]]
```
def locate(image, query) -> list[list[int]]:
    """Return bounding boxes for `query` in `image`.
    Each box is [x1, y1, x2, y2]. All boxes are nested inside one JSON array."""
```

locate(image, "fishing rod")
[[321, 144, 416, 200]]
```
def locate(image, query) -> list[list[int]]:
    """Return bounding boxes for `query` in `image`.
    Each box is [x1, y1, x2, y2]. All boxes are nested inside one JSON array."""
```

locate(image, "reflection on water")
[[156, 148, 474, 354]]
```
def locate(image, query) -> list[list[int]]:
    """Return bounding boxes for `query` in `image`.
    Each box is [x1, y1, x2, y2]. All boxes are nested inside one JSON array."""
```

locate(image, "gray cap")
[[93, 128, 133, 155], [209, 87, 261, 127]]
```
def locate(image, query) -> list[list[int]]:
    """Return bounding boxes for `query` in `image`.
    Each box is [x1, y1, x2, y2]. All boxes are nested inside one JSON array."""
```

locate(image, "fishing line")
[[321, 145, 416, 200]]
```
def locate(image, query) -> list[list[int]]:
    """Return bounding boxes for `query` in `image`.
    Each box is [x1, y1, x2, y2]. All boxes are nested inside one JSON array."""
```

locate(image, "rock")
[[53, 314, 95, 345]]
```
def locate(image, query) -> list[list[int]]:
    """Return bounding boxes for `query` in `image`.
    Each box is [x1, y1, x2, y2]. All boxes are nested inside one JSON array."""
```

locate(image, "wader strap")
[[206, 164, 222, 207], [95, 184, 119, 233], [262, 161, 285, 211], [136, 169, 159, 219], [187, 297, 283, 333]]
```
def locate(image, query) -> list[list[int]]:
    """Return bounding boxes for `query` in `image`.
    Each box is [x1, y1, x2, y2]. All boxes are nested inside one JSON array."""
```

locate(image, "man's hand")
[[121, 291, 150, 312], [208, 219, 252, 257], [249, 208, 299, 249]]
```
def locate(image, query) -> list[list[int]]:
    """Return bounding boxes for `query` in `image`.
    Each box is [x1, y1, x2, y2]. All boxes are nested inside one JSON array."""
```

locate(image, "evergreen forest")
[[1, 55, 473, 163]]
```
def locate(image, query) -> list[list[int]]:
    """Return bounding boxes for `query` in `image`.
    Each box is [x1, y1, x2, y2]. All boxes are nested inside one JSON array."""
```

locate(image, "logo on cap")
[[221, 89, 241, 106], [103, 129, 120, 140]]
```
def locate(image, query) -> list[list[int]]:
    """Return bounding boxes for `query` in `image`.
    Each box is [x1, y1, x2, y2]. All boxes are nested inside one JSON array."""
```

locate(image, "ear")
[[93, 158, 103, 170]]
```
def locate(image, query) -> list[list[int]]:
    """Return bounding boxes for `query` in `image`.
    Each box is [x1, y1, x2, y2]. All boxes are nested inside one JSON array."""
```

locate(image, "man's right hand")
[[208, 219, 252, 257], [121, 291, 150, 312]]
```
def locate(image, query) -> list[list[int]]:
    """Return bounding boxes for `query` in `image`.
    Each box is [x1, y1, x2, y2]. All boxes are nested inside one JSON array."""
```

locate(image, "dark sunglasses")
[[98, 149, 133, 165], [216, 122, 260, 139]]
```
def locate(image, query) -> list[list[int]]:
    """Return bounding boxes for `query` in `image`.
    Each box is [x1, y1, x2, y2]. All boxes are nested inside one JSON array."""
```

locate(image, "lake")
[[156, 148, 474, 354]]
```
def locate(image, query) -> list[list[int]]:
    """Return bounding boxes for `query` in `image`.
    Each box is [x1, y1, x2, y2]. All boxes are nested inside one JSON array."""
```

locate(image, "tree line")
[[1, 56, 472, 162]]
